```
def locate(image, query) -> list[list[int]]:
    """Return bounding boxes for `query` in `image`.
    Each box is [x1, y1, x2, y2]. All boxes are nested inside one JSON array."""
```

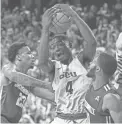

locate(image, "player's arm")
[[38, 8, 56, 81], [30, 87, 55, 103], [102, 93, 122, 123], [54, 4, 97, 64], [2, 64, 52, 90], [72, 13, 97, 63]]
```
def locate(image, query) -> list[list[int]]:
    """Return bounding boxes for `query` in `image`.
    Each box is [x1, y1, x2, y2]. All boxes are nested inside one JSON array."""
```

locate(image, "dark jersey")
[[85, 84, 115, 123], [1, 81, 30, 123]]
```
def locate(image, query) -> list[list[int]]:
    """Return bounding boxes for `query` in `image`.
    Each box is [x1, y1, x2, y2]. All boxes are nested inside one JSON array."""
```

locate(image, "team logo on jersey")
[[95, 96, 100, 102], [59, 72, 77, 79]]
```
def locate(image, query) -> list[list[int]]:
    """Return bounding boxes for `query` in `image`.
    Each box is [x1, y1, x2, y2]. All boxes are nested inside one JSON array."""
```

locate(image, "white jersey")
[[114, 33, 122, 84], [52, 57, 91, 114], [116, 49, 122, 75]]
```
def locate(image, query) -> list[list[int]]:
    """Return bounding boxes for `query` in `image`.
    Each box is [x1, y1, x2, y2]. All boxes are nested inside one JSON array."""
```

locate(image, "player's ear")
[[96, 66, 101, 75], [99, 68, 103, 76], [16, 55, 21, 61]]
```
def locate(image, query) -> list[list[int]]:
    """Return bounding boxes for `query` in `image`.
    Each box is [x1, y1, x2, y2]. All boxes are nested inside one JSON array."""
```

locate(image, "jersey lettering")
[[16, 92, 27, 108], [59, 72, 77, 79]]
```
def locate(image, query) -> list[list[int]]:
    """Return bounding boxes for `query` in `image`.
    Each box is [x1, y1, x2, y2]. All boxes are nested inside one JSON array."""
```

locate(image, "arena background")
[[1, 0, 122, 123]]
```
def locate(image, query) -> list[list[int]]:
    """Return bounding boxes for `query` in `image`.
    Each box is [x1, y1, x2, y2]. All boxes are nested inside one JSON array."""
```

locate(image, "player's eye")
[[96, 66, 100, 72]]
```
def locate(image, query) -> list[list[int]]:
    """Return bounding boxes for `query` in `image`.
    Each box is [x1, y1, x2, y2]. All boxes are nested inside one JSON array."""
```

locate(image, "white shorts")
[[51, 117, 90, 124]]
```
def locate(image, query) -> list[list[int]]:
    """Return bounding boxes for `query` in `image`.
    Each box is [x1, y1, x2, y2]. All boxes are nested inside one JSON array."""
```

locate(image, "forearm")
[[12, 71, 49, 88], [31, 87, 55, 103], [38, 28, 50, 66], [71, 12, 96, 45]]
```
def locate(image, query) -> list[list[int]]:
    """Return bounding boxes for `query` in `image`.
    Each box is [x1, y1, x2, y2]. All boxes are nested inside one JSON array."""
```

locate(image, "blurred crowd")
[[1, 0, 122, 123]]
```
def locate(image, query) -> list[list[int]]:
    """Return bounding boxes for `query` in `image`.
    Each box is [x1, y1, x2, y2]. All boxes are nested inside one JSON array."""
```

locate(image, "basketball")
[[49, 12, 71, 34]]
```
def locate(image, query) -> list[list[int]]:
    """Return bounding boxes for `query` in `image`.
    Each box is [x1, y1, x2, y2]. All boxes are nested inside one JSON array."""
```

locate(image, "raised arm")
[[54, 4, 97, 64], [38, 8, 56, 74], [2, 64, 52, 90], [72, 12, 97, 63], [102, 93, 122, 123]]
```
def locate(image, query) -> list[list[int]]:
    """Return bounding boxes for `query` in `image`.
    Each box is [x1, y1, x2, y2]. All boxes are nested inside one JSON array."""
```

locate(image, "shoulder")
[[2, 63, 16, 72], [1, 63, 16, 86], [103, 93, 120, 110], [104, 93, 120, 102]]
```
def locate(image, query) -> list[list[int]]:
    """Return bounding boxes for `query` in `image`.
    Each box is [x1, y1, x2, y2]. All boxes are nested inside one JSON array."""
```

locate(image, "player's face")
[[53, 41, 71, 62], [18, 46, 35, 68]]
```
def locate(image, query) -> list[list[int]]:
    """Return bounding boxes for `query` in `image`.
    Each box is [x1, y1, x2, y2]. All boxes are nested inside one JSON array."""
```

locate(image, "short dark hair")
[[8, 42, 27, 63], [98, 52, 117, 77]]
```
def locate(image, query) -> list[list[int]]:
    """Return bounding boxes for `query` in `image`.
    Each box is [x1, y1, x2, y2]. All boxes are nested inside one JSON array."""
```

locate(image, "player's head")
[[87, 52, 117, 80], [50, 34, 72, 64], [8, 42, 35, 69]]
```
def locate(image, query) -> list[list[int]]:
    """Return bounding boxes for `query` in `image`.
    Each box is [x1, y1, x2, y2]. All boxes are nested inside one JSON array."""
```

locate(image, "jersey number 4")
[[66, 81, 73, 94]]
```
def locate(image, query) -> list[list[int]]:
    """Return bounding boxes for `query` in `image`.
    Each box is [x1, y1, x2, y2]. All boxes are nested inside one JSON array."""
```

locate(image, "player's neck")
[[16, 63, 28, 74], [74, 45, 81, 51], [62, 56, 73, 65], [93, 76, 109, 90]]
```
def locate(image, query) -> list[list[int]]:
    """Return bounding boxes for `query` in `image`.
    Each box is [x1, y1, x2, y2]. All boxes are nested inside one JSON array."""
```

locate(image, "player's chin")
[[29, 62, 34, 69], [57, 55, 65, 62], [30, 65, 34, 69], [87, 70, 95, 78]]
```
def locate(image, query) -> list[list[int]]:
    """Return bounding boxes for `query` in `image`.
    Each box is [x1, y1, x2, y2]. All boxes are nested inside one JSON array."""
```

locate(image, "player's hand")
[[42, 7, 57, 30], [53, 4, 76, 17]]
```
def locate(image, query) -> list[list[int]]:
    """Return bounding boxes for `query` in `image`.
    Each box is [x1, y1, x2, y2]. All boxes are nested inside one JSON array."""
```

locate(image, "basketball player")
[[84, 52, 122, 123], [114, 32, 122, 96], [38, 4, 96, 124], [1, 42, 55, 123]]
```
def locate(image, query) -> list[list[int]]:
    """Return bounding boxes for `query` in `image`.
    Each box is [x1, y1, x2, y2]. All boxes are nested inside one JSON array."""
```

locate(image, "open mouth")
[[56, 51, 64, 59], [31, 58, 36, 65]]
